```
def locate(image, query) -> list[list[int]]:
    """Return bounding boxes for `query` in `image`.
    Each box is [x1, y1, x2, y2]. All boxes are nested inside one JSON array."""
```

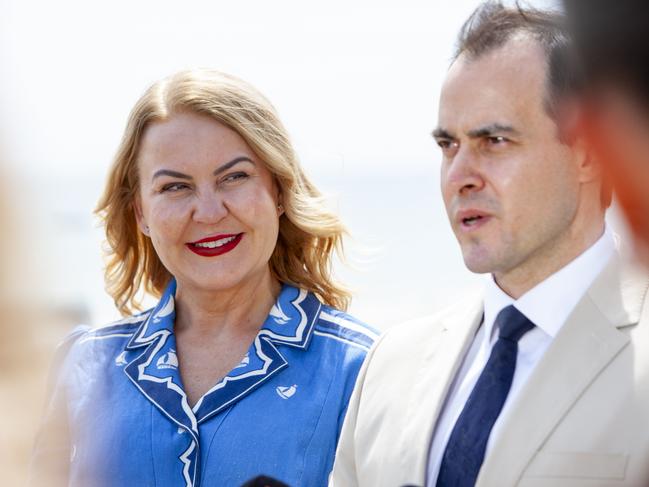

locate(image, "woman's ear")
[[275, 184, 284, 216], [133, 197, 150, 236]]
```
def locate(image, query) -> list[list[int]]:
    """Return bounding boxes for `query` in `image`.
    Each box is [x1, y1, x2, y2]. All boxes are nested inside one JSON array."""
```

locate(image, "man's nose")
[[443, 146, 485, 196]]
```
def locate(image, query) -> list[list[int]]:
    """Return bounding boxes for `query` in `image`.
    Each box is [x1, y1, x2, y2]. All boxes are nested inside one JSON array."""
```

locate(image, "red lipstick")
[[186, 233, 243, 257]]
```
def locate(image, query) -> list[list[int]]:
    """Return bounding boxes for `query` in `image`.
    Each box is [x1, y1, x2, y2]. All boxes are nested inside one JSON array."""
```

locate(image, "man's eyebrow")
[[213, 156, 255, 176], [432, 128, 455, 139], [467, 123, 520, 138], [152, 169, 192, 182]]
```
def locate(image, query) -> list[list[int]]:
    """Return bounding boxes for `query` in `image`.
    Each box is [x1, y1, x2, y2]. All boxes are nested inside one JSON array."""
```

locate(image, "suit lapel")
[[400, 297, 484, 484], [476, 256, 648, 486]]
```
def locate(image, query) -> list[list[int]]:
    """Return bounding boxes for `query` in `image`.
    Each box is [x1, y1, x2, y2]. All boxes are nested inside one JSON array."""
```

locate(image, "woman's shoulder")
[[58, 309, 153, 363], [311, 304, 380, 355]]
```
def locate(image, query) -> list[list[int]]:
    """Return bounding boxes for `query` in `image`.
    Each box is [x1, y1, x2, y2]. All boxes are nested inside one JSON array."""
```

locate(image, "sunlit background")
[[2, 0, 628, 481], [0, 0, 570, 331]]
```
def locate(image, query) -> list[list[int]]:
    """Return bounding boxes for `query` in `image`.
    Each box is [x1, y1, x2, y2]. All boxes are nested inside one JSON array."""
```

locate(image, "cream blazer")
[[331, 256, 649, 486]]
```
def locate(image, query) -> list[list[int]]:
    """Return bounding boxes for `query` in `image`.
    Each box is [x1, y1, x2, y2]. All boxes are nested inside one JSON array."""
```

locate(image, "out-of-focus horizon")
[[2, 0, 486, 331], [1, 0, 569, 333]]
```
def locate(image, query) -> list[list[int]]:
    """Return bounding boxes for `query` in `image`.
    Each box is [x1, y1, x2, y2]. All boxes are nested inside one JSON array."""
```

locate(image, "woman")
[[31, 69, 378, 487]]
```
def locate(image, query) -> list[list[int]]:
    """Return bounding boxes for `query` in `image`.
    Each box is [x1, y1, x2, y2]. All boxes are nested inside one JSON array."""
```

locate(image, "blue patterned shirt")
[[32, 281, 378, 487]]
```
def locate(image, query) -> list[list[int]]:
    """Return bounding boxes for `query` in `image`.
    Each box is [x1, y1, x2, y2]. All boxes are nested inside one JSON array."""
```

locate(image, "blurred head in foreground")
[[563, 0, 649, 260]]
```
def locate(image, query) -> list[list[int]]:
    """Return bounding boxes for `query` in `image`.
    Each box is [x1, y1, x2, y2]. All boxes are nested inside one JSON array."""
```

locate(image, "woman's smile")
[[186, 233, 244, 257], [135, 111, 281, 294]]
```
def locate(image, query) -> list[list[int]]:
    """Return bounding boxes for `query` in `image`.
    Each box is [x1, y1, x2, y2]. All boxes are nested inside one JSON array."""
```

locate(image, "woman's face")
[[135, 111, 282, 296]]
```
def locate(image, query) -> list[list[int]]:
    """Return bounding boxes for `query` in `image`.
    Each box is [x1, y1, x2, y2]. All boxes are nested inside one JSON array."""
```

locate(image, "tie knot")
[[495, 305, 535, 342]]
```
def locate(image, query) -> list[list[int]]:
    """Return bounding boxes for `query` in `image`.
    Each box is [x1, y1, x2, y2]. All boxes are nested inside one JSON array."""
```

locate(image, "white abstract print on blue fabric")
[[31, 279, 378, 487]]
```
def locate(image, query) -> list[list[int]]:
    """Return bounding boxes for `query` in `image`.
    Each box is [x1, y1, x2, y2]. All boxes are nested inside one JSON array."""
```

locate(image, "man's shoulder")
[[363, 292, 483, 374], [588, 253, 649, 328], [381, 293, 482, 347]]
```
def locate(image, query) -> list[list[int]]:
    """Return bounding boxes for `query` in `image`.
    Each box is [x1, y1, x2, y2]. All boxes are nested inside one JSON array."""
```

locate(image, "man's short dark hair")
[[453, 1, 582, 122], [453, 1, 612, 207]]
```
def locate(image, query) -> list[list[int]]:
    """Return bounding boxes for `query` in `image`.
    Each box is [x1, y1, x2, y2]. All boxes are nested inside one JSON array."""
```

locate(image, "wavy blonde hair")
[[96, 69, 349, 315]]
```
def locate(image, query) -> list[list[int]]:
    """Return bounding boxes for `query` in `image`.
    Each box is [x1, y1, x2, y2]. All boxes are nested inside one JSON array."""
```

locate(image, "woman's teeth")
[[194, 235, 237, 248]]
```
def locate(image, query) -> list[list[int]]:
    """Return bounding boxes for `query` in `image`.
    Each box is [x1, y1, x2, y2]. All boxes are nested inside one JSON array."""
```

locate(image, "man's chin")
[[462, 254, 498, 275]]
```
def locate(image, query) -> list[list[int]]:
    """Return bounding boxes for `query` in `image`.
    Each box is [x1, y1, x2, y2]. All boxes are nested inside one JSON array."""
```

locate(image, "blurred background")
[[1, 0, 625, 483]]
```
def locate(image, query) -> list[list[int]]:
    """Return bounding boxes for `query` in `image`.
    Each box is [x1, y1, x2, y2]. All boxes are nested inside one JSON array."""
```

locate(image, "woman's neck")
[[173, 270, 281, 338]]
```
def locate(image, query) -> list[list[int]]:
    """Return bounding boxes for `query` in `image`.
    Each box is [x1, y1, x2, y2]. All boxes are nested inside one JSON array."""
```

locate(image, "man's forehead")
[[446, 36, 546, 91], [438, 37, 548, 133]]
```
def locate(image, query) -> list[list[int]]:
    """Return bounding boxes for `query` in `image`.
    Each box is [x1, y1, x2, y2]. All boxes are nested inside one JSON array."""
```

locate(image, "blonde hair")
[[96, 69, 349, 315]]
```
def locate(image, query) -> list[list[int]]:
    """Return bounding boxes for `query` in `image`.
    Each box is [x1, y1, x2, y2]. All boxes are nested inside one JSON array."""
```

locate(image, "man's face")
[[436, 37, 583, 282]]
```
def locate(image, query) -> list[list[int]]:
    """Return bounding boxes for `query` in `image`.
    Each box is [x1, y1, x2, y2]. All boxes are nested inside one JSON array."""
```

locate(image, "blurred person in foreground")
[[332, 2, 649, 486], [0, 163, 69, 484], [562, 0, 649, 263], [30, 69, 378, 487]]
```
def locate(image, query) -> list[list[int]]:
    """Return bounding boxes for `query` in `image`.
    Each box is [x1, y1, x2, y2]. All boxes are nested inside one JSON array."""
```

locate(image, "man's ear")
[[560, 99, 604, 184], [573, 135, 604, 184], [133, 197, 150, 236]]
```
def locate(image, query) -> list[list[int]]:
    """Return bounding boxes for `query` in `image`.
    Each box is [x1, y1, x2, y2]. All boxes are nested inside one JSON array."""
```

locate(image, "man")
[[331, 3, 649, 486], [562, 0, 649, 262]]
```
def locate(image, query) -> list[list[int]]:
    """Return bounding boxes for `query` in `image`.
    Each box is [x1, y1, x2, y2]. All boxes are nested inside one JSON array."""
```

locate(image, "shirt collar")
[[483, 225, 616, 341], [123, 279, 323, 430], [127, 279, 321, 350]]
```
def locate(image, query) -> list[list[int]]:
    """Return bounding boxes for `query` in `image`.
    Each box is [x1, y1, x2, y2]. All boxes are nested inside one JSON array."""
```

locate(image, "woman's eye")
[[160, 182, 189, 193], [222, 172, 249, 184]]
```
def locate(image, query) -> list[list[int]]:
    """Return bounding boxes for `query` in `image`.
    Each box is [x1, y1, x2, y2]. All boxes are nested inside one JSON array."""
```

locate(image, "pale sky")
[[2, 0, 595, 331]]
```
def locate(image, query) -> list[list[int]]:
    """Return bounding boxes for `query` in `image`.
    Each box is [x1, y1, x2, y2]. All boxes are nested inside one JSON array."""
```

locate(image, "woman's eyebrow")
[[213, 156, 255, 176], [151, 157, 255, 182], [152, 169, 192, 182]]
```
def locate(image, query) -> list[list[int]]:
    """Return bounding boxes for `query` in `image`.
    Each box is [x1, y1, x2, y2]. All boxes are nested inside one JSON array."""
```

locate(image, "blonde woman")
[[31, 69, 378, 487]]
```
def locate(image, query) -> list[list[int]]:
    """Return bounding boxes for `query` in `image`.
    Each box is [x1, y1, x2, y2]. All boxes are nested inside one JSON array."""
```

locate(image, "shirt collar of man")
[[482, 225, 616, 343]]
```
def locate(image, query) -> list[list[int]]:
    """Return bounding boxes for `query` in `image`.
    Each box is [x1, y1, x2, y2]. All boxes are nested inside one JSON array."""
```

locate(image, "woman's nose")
[[191, 191, 228, 224]]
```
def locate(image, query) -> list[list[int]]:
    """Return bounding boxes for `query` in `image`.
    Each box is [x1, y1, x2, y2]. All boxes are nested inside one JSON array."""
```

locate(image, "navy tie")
[[436, 305, 535, 487]]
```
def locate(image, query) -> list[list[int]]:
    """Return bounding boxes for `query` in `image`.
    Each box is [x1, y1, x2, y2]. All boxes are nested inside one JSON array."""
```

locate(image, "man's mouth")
[[457, 210, 491, 231], [462, 215, 484, 226]]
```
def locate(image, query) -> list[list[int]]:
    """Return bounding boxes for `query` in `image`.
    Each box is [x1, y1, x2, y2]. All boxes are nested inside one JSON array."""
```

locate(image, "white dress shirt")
[[426, 227, 616, 486]]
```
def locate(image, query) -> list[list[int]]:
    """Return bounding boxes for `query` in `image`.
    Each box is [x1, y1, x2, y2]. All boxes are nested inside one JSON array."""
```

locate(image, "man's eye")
[[487, 136, 508, 145], [436, 139, 455, 150]]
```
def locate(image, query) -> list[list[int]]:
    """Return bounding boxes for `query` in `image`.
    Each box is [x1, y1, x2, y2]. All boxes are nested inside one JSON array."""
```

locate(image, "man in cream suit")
[[332, 3, 649, 487]]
